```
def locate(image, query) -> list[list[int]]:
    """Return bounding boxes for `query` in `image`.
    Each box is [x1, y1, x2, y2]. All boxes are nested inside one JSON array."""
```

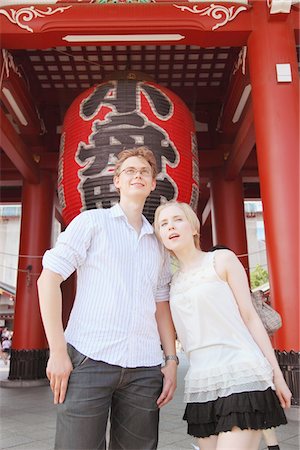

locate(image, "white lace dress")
[[170, 251, 274, 404]]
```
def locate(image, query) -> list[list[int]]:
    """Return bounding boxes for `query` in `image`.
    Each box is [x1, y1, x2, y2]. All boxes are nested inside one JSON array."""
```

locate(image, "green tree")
[[250, 264, 269, 289]]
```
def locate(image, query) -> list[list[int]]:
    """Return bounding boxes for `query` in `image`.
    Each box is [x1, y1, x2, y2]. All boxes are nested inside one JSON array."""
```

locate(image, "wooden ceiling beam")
[[0, 51, 43, 140], [0, 4, 252, 49], [224, 101, 255, 180], [0, 186, 22, 203], [0, 176, 22, 187], [198, 149, 226, 168], [0, 109, 40, 184]]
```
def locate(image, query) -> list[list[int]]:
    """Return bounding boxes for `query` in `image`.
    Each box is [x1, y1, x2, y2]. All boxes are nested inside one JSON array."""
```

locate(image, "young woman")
[[154, 201, 291, 450]]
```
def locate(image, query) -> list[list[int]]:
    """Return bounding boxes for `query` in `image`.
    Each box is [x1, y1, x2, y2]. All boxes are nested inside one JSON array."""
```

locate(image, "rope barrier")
[[0, 264, 40, 277], [0, 246, 269, 282], [0, 252, 42, 258], [0, 261, 270, 278], [0, 248, 267, 259]]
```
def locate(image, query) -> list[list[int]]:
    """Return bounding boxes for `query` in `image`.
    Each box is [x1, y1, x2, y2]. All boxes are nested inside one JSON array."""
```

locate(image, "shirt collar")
[[110, 203, 154, 235], [110, 203, 125, 219]]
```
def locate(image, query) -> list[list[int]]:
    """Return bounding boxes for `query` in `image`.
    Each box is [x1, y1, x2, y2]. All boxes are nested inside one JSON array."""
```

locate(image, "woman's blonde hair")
[[154, 201, 201, 250], [114, 146, 157, 178]]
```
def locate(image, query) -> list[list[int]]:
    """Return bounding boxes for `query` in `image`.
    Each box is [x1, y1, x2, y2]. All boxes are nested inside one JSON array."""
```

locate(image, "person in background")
[[1, 327, 10, 339], [0, 340, 8, 365], [1, 337, 11, 364], [154, 201, 291, 450], [38, 146, 177, 450]]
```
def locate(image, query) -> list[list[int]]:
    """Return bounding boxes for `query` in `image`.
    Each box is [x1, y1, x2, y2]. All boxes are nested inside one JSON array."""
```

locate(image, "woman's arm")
[[215, 250, 292, 408]]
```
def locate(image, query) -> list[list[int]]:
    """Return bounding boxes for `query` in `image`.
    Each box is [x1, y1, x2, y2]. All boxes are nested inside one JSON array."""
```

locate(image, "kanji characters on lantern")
[[59, 78, 199, 224]]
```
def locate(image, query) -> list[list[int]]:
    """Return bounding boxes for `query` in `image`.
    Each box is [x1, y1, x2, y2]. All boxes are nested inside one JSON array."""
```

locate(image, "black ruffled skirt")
[[183, 387, 287, 438]]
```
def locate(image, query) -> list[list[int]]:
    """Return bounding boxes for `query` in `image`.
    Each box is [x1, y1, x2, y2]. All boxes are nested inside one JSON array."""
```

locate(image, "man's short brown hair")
[[114, 146, 158, 178]]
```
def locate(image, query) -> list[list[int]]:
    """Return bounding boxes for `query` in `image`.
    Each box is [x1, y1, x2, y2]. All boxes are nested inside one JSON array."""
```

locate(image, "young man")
[[37, 146, 177, 450]]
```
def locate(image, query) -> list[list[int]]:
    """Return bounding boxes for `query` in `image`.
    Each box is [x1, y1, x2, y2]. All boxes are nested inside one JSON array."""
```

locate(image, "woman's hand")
[[273, 371, 292, 408]]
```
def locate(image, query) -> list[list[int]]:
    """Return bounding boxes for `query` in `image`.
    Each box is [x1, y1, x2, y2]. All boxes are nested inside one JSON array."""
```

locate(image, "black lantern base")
[[275, 350, 300, 406], [8, 349, 49, 380]]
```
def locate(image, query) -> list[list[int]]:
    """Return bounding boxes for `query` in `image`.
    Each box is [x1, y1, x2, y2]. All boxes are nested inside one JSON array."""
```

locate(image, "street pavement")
[[0, 353, 299, 450]]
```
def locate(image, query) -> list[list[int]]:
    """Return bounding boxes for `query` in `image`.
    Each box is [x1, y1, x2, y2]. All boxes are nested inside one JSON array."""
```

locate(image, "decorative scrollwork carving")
[[0, 5, 72, 33], [2, 49, 21, 79], [232, 46, 247, 75], [173, 3, 247, 31]]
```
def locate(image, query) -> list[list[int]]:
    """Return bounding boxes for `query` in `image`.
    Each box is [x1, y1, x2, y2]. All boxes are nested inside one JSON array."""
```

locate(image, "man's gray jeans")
[[55, 344, 163, 450]]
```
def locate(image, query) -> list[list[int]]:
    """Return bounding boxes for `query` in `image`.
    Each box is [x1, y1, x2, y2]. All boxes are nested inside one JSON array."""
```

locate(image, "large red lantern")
[[58, 77, 199, 224]]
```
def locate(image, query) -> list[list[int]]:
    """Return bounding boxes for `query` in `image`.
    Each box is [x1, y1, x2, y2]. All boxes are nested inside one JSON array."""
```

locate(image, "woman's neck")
[[175, 247, 206, 272]]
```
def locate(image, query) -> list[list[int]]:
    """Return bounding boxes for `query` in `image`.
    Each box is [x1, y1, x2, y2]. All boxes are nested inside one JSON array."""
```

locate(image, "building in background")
[[0, 205, 21, 329], [245, 201, 268, 274], [0, 205, 61, 329]]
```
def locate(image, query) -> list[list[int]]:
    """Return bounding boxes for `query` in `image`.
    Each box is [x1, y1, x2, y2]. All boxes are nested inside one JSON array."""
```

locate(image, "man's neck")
[[119, 198, 145, 233]]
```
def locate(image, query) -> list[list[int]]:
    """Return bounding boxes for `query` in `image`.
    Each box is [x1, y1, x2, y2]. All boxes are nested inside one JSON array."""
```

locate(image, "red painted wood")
[[210, 169, 249, 273], [0, 52, 43, 138], [12, 173, 55, 350], [0, 3, 252, 48], [248, 2, 299, 351], [218, 56, 251, 139], [0, 109, 40, 184], [224, 101, 255, 180], [61, 273, 76, 330]]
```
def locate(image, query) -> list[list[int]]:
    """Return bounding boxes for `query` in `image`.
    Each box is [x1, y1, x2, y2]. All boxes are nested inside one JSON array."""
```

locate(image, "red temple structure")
[[0, 0, 299, 403]]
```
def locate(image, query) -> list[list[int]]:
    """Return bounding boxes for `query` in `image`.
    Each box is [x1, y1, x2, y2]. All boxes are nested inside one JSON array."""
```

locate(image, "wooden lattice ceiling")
[[9, 44, 241, 152], [19, 45, 237, 90]]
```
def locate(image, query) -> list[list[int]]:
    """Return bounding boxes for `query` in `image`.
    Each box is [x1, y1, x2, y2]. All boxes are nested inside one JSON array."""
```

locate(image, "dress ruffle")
[[184, 357, 274, 402], [183, 387, 287, 438], [170, 264, 214, 295]]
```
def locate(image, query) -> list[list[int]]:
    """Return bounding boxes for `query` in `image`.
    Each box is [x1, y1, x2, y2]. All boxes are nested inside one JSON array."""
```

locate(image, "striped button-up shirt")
[[42, 203, 171, 367]]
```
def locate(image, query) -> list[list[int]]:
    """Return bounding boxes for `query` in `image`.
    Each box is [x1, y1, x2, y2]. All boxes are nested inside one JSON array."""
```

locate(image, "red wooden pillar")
[[247, 4, 299, 353], [61, 273, 76, 330], [210, 169, 249, 274], [200, 222, 213, 252], [9, 172, 55, 380]]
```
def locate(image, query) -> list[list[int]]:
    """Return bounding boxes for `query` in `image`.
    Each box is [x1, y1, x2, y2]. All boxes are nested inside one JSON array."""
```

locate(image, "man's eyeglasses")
[[119, 167, 153, 178]]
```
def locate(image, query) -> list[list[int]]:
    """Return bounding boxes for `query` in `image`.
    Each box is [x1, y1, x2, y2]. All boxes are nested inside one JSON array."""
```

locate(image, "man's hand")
[[157, 360, 177, 408], [46, 349, 73, 405]]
